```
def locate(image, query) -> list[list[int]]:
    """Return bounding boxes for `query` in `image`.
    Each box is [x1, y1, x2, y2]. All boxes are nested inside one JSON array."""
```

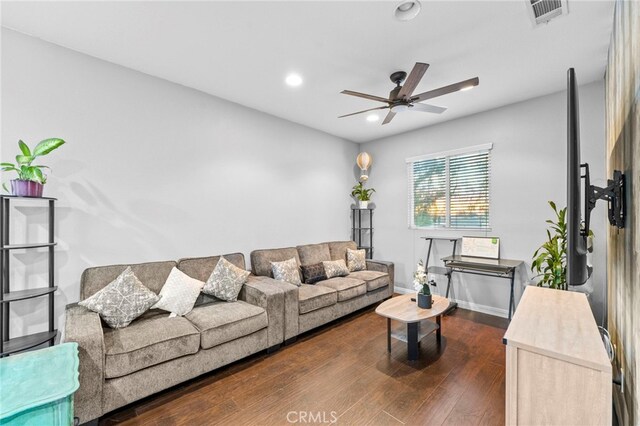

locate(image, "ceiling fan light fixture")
[[461, 85, 475, 91], [391, 104, 410, 113], [394, 0, 421, 21], [366, 114, 380, 122]]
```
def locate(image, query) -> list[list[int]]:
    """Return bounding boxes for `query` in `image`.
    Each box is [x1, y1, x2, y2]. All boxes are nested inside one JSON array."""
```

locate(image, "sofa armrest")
[[367, 260, 395, 295], [241, 275, 299, 342], [62, 303, 105, 424]]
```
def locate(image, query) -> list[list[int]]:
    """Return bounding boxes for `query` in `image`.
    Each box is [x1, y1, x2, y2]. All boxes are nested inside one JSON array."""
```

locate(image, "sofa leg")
[[266, 344, 281, 354], [284, 336, 297, 345]]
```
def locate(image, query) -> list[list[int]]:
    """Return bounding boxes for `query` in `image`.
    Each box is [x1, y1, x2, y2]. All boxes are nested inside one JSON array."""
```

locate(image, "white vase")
[[359, 200, 369, 209]]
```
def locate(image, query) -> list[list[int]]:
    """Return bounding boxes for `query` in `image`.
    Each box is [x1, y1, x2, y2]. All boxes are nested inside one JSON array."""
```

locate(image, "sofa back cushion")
[[177, 253, 246, 282], [80, 261, 176, 300], [327, 241, 358, 262], [250, 247, 300, 278], [296, 243, 331, 266]]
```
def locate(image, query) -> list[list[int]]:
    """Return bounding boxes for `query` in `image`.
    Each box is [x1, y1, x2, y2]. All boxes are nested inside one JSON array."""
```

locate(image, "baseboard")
[[393, 286, 509, 319]]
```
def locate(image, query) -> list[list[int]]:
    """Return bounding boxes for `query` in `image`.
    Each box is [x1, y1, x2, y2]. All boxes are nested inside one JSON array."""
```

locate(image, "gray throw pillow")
[[203, 256, 250, 302], [347, 248, 367, 272], [322, 259, 350, 278], [79, 267, 160, 329], [271, 258, 302, 286]]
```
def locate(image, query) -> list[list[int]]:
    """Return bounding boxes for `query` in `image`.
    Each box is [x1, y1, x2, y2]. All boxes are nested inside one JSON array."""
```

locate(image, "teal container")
[[0, 343, 79, 426]]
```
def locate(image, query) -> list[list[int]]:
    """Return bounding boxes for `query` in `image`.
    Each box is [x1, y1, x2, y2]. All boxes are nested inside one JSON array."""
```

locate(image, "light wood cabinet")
[[504, 286, 611, 425]]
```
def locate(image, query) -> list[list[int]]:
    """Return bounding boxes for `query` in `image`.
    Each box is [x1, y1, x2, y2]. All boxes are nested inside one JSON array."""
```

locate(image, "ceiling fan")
[[339, 62, 479, 125]]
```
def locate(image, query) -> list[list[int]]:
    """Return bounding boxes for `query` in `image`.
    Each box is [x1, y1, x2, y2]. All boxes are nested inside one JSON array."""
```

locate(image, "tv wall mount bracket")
[[581, 163, 625, 234]]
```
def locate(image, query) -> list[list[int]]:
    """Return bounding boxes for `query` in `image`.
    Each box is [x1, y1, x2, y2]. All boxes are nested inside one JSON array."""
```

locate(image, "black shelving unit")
[[0, 195, 57, 356], [351, 206, 374, 259]]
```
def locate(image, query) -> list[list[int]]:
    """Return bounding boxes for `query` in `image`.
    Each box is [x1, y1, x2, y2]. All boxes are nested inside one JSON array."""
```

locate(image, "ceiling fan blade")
[[411, 77, 479, 103], [341, 90, 390, 104], [382, 111, 396, 125], [338, 105, 389, 118], [397, 62, 429, 99], [410, 103, 447, 114]]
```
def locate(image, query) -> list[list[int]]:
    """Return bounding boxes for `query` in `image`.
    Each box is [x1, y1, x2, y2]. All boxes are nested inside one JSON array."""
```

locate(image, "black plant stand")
[[351, 207, 374, 259], [0, 195, 57, 356]]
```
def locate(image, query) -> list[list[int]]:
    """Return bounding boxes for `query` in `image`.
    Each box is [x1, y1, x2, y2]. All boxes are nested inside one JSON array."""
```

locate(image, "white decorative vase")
[[359, 200, 369, 209]]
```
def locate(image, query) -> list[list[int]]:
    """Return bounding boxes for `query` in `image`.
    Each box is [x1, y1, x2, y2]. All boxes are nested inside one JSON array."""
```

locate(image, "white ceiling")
[[1, 1, 614, 143]]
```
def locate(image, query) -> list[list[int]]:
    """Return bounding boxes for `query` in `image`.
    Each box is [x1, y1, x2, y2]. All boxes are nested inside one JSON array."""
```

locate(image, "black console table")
[[442, 255, 523, 320], [0, 195, 58, 356]]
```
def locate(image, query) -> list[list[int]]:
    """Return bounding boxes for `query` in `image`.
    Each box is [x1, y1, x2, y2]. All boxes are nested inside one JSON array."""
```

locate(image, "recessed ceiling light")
[[366, 114, 380, 122], [394, 0, 421, 21], [285, 73, 303, 87]]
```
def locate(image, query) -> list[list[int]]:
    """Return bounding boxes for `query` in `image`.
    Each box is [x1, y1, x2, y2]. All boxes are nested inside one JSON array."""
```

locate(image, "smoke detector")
[[526, 0, 568, 26]]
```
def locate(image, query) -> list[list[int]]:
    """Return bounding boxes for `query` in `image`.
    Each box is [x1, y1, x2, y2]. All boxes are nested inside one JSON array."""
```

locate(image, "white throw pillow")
[[347, 248, 367, 272], [203, 256, 250, 302], [322, 259, 350, 278], [151, 267, 205, 316], [271, 258, 302, 286]]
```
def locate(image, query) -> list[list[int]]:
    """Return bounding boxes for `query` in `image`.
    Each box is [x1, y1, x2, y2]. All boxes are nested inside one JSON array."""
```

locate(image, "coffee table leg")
[[436, 315, 442, 344], [407, 322, 419, 361], [387, 318, 391, 353]]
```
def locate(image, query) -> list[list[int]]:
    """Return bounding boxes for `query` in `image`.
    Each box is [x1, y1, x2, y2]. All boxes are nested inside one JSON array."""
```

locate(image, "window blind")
[[407, 144, 492, 229]]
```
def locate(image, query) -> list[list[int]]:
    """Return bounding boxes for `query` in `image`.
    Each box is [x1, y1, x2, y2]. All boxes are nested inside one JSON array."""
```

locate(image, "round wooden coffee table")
[[375, 293, 449, 361]]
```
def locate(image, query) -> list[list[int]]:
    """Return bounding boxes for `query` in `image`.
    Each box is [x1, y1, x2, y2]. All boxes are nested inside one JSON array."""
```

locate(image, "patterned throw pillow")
[[79, 267, 160, 329], [203, 257, 250, 302], [271, 258, 302, 286], [322, 259, 350, 279], [301, 263, 327, 284], [151, 267, 205, 316], [347, 248, 367, 272]]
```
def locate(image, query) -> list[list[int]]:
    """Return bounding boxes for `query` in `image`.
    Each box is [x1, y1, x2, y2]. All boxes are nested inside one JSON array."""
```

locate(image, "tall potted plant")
[[1, 138, 65, 197], [413, 260, 432, 308], [351, 182, 375, 209], [531, 201, 593, 290]]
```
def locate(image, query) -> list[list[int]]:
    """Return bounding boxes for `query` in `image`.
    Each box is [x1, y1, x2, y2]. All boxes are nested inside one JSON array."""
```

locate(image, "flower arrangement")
[[413, 260, 431, 296]]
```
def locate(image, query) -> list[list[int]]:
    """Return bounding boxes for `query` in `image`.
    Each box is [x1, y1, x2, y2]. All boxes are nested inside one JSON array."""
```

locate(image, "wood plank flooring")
[[100, 302, 508, 426]]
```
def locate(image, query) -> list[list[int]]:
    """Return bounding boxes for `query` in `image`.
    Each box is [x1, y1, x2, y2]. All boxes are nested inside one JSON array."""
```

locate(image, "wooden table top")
[[376, 293, 449, 323]]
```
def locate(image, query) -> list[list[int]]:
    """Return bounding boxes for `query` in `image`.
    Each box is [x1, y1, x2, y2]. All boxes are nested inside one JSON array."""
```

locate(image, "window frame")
[[407, 143, 493, 231]]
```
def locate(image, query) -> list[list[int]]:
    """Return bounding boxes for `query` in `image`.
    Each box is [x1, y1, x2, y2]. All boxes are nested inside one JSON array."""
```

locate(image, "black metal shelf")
[[1, 196, 56, 356], [351, 207, 374, 259], [1, 242, 57, 251], [1, 330, 57, 356], [0, 195, 57, 201], [2, 286, 58, 303]]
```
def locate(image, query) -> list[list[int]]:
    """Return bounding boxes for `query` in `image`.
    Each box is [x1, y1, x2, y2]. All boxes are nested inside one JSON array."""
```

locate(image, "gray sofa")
[[250, 241, 394, 340], [63, 253, 289, 424]]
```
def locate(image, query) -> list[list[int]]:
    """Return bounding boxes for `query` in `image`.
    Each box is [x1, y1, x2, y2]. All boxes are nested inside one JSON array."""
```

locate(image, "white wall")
[[360, 80, 607, 323], [1, 29, 358, 336]]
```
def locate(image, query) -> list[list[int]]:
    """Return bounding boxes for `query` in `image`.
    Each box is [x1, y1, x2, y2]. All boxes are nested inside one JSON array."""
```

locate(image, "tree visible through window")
[[408, 145, 491, 229]]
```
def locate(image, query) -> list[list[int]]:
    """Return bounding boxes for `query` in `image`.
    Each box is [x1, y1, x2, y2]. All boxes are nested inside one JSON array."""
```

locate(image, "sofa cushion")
[[296, 243, 331, 266], [322, 259, 350, 279], [151, 267, 204, 316], [316, 277, 366, 302], [177, 253, 246, 281], [185, 301, 267, 349], [271, 258, 302, 286], [347, 270, 390, 292], [327, 241, 358, 262], [103, 314, 200, 379], [298, 284, 338, 314], [250, 247, 301, 278], [80, 260, 176, 300], [347, 248, 367, 272]]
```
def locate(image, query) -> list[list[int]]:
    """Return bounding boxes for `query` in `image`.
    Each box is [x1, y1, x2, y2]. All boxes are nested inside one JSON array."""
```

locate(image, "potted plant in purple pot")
[[1, 138, 65, 197]]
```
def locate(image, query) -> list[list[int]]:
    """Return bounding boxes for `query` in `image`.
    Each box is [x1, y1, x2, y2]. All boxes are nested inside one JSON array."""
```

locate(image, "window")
[[407, 144, 492, 229]]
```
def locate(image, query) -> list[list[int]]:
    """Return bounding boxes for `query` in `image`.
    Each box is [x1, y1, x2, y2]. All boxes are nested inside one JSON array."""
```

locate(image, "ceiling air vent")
[[526, 0, 568, 26]]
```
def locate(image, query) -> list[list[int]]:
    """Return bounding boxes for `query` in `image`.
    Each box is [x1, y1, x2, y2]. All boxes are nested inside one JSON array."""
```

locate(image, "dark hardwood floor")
[[101, 302, 508, 426]]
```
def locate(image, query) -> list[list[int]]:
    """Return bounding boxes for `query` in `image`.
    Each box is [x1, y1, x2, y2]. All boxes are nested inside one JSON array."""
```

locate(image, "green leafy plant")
[[531, 201, 593, 290], [351, 182, 375, 201], [1, 138, 65, 185]]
